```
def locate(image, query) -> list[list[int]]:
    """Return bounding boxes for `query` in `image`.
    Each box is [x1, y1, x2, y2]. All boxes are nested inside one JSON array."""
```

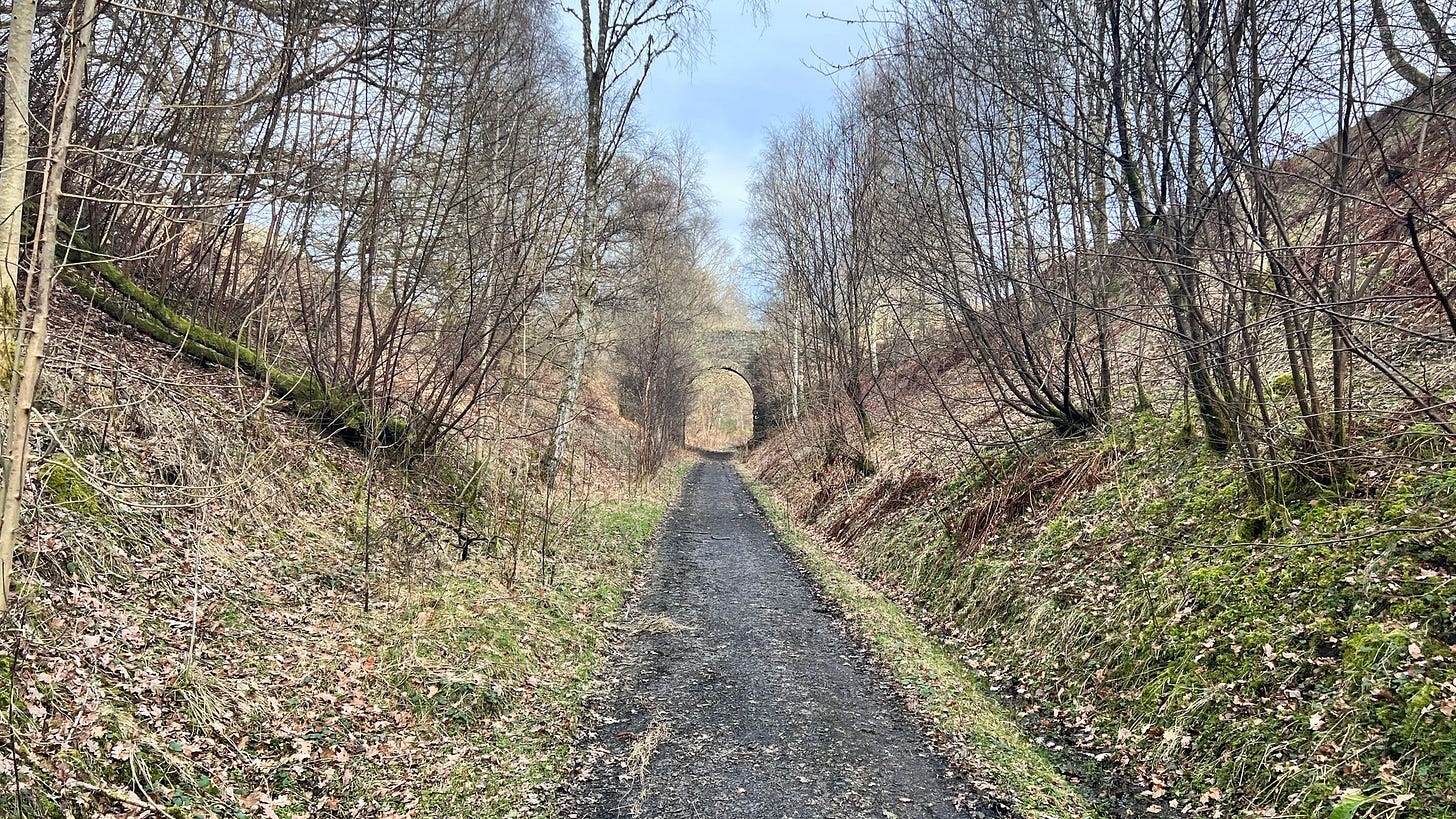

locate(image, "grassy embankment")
[[1, 324, 686, 818], [751, 408, 1456, 818], [739, 465, 1095, 819]]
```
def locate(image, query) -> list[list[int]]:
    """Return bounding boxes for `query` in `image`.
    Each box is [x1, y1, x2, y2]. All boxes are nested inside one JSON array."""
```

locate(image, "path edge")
[[558, 456, 700, 816], [734, 461, 1100, 819]]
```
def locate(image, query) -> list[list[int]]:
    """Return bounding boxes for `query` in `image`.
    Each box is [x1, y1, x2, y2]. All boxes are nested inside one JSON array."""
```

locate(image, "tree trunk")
[[790, 309, 802, 423], [542, 2, 606, 487], [0, 0, 98, 612], [0, 0, 38, 385], [542, 245, 598, 485]]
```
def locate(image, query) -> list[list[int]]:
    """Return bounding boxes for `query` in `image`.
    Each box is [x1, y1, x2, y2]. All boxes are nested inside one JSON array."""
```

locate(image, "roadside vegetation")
[[4, 0, 1456, 813], [740, 465, 1094, 819], [750, 408, 1456, 817], [739, 1, 1456, 815], [1, 316, 684, 817]]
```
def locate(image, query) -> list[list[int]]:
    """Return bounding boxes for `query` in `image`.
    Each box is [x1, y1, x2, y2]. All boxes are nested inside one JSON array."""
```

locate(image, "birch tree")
[[0, 0, 99, 611], [539, 0, 709, 485], [0, 0, 37, 383]]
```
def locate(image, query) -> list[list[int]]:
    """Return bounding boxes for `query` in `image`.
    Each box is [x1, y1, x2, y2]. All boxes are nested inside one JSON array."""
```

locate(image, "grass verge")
[[368, 480, 680, 818], [752, 409, 1456, 818], [736, 462, 1096, 819], [4, 415, 687, 819]]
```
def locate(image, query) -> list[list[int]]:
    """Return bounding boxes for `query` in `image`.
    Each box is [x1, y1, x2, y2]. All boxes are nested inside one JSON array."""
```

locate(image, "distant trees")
[[541, 0, 707, 485], [611, 142, 725, 473], [749, 104, 886, 472], [10, 0, 760, 478]]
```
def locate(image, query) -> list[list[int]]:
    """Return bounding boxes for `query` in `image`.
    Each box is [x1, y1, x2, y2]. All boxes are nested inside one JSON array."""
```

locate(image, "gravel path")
[[568, 453, 994, 818]]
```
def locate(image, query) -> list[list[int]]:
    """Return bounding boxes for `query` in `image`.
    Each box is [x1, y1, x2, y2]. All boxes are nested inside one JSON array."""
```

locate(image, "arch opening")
[[686, 366, 754, 450]]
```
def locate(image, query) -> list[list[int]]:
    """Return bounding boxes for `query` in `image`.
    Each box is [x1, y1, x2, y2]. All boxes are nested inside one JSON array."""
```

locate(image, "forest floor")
[[567, 453, 1048, 819]]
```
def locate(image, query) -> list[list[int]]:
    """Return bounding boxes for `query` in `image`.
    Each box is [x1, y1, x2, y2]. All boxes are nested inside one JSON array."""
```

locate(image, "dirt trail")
[[568, 453, 996, 818]]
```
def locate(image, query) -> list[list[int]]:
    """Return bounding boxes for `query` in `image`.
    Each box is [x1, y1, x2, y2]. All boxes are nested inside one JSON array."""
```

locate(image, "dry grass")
[[0, 294, 682, 819]]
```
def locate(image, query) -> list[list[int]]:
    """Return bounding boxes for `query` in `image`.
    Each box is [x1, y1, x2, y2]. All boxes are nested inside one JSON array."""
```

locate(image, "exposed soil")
[[567, 453, 998, 819]]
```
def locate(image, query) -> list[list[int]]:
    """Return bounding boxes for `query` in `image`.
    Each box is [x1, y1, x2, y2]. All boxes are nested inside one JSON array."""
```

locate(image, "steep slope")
[[1, 289, 679, 818], [745, 75, 1456, 819], [750, 400, 1456, 818]]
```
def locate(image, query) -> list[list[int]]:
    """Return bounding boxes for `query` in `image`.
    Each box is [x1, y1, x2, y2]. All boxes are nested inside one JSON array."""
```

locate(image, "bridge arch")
[[686, 364, 755, 449], [697, 360, 753, 390], [688, 329, 771, 444]]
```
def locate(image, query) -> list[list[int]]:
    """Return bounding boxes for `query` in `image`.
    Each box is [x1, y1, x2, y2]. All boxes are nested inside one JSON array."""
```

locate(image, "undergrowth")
[[753, 409, 1456, 818], [1, 319, 684, 818], [3, 450, 676, 818], [738, 464, 1096, 819]]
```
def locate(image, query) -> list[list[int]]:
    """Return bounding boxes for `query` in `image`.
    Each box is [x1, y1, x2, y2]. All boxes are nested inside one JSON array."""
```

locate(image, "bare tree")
[[749, 99, 887, 472], [0, 0, 99, 611], [540, 0, 707, 484], [610, 140, 725, 472], [878, 3, 1114, 435], [0, 0, 38, 382]]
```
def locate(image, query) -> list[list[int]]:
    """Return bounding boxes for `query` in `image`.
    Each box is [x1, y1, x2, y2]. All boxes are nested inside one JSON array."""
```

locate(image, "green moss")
[[1396, 423, 1452, 458], [40, 455, 103, 517], [1343, 624, 1414, 675], [1414, 467, 1456, 505], [397, 673, 506, 725], [1271, 372, 1296, 397]]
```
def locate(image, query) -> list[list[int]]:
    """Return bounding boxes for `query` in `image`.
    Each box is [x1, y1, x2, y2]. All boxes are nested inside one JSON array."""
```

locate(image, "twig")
[[1405, 210, 1456, 338], [67, 779, 174, 816]]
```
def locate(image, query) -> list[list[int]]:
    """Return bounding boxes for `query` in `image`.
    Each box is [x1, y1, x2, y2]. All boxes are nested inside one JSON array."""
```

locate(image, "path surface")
[[568, 453, 990, 818]]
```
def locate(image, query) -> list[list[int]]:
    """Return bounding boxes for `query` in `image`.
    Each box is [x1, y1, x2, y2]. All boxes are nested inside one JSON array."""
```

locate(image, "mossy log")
[[54, 222, 410, 448]]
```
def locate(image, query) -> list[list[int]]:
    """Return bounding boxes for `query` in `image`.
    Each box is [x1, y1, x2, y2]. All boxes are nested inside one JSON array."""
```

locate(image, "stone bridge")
[[694, 328, 771, 439]]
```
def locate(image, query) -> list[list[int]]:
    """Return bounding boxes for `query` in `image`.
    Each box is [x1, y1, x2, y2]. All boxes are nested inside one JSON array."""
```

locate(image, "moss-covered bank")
[[752, 411, 1456, 818], [56, 221, 410, 447]]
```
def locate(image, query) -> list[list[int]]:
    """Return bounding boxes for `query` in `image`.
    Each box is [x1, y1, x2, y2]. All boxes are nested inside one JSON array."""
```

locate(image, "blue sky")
[[631, 1, 873, 271]]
